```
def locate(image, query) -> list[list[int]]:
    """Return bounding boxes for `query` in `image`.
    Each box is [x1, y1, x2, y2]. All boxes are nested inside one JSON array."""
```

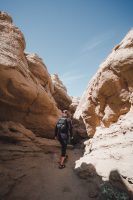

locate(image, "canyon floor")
[[0, 123, 132, 200], [0, 139, 91, 200]]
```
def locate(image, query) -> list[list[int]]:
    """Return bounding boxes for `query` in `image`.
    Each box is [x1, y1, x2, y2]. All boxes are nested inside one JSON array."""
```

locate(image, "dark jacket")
[[55, 117, 73, 137]]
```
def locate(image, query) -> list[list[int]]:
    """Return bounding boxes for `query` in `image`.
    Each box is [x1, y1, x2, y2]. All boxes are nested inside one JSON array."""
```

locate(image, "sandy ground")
[[1, 146, 90, 200]]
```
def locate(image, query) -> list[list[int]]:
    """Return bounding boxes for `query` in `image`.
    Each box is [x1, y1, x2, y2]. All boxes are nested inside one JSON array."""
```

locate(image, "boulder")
[[26, 53, 54, 97], [51, 74, 72, 110], [74, 29, 133, 197], [69, 97, 87, 138], [74, 29, 133, 136], [69, 96, 80, 114], [75, 109, 133, 194], [0, 12, 61, 138]]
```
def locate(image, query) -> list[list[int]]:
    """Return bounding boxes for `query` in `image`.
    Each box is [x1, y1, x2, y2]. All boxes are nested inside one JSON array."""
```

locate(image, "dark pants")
[[58, 133, 68, 157]]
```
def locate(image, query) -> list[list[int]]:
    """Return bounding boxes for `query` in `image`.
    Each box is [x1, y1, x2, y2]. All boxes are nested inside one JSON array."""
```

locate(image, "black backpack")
[[56, 117, 68, 134]]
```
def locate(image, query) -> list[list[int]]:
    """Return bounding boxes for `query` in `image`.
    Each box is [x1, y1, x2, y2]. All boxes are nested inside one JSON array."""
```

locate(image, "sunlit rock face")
[[0, 11, 60, 138], [70, 97, 87, 138], [51, 74, 72, 110], [75, 30, 133, 196], [69, 96, 80, 114], [75, 109, 133, 195], [74, 29, 133, 136], [26, 53, 54, 98]]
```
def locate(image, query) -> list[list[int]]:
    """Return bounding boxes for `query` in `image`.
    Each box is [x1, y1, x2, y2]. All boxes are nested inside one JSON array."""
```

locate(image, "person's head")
[[62, 110, 68, 117]]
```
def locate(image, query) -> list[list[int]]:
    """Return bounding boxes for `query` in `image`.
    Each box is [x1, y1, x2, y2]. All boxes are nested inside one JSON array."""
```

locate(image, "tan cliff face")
[[51, 74, 72, 111], [74, 29, 133, 137], [74, 30, 133, 196], [69, 96, 80, 114], [75, 109, 133, 196], [0, 12, 61, 138]]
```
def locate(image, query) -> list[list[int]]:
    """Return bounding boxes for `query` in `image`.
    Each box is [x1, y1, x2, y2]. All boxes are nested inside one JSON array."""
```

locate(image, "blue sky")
[[1, 0, 133, 97]]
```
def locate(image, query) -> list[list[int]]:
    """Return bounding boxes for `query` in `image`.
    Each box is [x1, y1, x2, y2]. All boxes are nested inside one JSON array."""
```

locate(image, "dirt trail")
[[1, 146, 90, 200]]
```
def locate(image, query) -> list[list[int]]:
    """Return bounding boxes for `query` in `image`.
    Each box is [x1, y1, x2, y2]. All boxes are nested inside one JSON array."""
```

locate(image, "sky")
[[1, 0, 133, 97]]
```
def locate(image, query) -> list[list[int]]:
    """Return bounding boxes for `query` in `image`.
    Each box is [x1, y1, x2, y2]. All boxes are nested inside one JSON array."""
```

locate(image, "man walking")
[[55, 110, 73, 169]]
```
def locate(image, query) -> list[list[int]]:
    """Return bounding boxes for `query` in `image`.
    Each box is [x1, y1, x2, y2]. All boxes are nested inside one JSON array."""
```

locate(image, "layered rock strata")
[[74, 30, 133, 198], [0, 11, 60, 138], [74, 29, 133, 136], [69, 96, 80, 114], [51, 74, 72, 110], [75, 109, 133, 198]]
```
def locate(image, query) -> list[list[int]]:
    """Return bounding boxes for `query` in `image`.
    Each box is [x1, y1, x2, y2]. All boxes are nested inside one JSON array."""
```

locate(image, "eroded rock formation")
[[69, 97, 87, 138], [51, 74, 72, 110], [69, 96, 80, 114], [74, 29, 133, 136], [75, 109, 133, 198], [74, 30, 133, 198], [0, 11, 61, 138]]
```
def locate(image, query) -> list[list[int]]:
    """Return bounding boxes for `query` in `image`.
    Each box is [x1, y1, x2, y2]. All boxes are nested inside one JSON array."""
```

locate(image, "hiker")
[[55, 110, 73, 169]]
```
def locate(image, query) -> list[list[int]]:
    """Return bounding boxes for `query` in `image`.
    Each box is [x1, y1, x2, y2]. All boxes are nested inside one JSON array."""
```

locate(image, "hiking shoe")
[[59, 164, 65, 169]]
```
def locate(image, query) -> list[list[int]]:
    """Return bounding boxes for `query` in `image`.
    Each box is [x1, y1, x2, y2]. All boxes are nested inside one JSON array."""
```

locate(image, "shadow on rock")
[[75, 163, 133, 200]]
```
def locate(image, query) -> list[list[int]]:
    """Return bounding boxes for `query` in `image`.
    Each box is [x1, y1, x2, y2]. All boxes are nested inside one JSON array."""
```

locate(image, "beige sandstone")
[[74, 29, 133, 136], [75, 109, 133, 196], [74, 30, 133, 198], [0, 11, 61, 138], [69, 96, 80, 114], [70, 97, 87, 138], [51, 74, 72, 110]]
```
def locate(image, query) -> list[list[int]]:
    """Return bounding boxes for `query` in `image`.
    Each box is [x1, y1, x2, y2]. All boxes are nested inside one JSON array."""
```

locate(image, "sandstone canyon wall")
[[69, 96, 80, 114], [74, 29, 133, 137], [0, 11, 61, 138], [75, 30, 133, 197], [51, 74, 72, 111]]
